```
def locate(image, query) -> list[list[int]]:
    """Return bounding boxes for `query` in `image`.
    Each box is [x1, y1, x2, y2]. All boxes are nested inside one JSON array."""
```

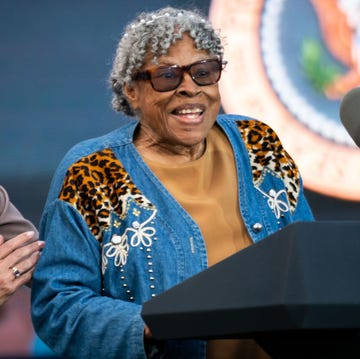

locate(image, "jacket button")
[[252, 223, 263, 233]]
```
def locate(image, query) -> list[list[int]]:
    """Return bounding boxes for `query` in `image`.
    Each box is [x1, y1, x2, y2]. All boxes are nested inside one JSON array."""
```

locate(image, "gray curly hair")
[[109, 7, 224, 116]]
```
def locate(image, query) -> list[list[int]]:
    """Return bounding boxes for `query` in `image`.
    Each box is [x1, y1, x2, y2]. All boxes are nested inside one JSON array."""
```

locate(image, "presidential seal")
[[210, 0, 360, 200]]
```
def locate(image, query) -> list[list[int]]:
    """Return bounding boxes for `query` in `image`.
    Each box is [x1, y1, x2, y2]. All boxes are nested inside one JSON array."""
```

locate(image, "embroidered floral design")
[[128, 210, 157, 247], [102, 210, 157, 272], [257, 188, 290, 219], [102, 234, 129, 272]]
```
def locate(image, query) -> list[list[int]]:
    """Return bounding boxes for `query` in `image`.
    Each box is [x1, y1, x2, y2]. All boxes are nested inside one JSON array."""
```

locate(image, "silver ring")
[[12, 266, 21, 278]]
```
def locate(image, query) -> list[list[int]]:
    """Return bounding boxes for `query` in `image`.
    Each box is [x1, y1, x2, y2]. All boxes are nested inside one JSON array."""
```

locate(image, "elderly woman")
[[31, 6, 314, 359]]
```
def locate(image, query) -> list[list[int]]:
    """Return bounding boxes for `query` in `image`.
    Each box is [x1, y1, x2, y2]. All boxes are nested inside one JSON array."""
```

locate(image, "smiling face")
[[123, 34, 222, 162]]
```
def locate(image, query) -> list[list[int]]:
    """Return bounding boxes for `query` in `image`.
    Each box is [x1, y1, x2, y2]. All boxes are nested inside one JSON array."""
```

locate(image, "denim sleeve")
[[31, 199, 148, 359]]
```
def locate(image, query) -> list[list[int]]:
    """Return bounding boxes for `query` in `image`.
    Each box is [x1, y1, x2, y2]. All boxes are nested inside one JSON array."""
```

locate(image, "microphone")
[[339, 87, 360, 147]]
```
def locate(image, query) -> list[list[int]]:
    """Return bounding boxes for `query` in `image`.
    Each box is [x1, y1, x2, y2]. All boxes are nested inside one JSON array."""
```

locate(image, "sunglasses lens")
[[190, 60, 221, 86], [151, 67, 182, 91]]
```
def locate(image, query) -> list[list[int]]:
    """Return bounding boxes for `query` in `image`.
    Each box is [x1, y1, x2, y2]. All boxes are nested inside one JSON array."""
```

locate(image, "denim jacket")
[[31, 114, 314, 359]]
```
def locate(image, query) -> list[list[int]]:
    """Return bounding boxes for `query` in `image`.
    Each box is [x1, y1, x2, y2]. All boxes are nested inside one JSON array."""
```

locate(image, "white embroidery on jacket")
[[256, 187, 290, 219], [128, 209, 157, 247], [102, 209, 157, 273]]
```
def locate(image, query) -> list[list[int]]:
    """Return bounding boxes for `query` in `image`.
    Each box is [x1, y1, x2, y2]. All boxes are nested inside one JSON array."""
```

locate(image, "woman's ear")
[[123, 82, 139, 111]]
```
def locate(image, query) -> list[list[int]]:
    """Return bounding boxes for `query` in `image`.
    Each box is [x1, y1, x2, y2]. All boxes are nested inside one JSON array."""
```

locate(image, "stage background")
[[0, 0, 359, 356]]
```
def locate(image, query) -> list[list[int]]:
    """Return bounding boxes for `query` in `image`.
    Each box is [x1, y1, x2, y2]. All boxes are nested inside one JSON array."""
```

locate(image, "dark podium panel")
[[142, 221, 360, 358]]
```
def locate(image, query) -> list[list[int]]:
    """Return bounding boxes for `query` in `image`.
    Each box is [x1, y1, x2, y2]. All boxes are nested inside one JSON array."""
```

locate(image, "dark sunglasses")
[[132, 58, 225, 92]]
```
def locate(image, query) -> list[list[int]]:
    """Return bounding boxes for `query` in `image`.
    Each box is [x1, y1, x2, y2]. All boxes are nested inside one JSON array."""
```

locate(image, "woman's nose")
[[176, 72, 200, 96]]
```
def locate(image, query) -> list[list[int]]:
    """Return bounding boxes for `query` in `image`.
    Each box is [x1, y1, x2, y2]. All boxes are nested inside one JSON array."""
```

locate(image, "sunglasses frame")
[[132, 58, 225, 92]]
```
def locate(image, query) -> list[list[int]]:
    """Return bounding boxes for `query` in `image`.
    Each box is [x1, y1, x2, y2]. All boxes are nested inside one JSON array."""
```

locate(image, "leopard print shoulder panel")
[[59, 148, 154, 242], [237, 120, 300, 213]]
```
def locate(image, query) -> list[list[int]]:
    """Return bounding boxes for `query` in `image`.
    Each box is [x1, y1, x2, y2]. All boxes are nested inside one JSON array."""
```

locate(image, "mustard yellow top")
[[144, 125, 252, 266]]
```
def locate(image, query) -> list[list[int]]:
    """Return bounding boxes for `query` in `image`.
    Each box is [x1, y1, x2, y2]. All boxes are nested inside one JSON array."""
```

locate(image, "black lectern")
[[142, 221, 360, 358]]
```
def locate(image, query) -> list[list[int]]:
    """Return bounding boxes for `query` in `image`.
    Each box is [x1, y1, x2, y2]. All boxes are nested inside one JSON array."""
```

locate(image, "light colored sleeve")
[[0, 185, 39, 241]]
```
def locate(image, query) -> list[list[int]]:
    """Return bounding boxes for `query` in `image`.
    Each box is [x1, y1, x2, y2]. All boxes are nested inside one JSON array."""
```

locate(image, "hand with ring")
[[11, 266, 21, 278], [0, 231, 45, 307]]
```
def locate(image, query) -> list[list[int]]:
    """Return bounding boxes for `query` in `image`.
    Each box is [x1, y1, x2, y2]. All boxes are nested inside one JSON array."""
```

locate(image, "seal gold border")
[[209, 0, 360, 201]]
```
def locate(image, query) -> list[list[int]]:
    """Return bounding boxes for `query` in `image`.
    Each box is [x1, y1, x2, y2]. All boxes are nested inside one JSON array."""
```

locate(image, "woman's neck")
[[134, 134, 206, 165]]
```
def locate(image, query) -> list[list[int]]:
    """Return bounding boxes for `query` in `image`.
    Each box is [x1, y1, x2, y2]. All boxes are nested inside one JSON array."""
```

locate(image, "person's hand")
[[0, 231, 44, 307]]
